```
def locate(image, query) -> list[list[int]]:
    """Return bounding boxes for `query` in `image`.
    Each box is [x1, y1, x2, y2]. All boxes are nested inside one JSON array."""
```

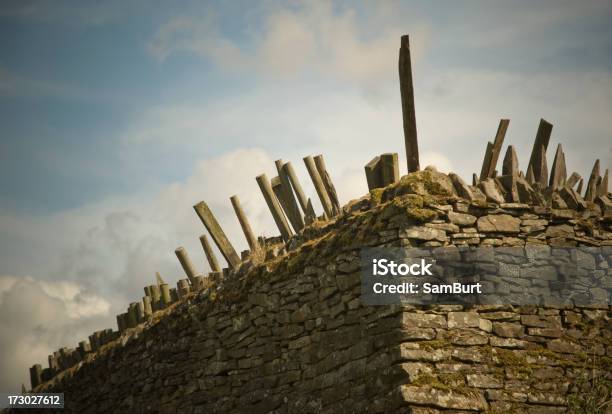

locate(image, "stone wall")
[[28, 169, 611, 413]]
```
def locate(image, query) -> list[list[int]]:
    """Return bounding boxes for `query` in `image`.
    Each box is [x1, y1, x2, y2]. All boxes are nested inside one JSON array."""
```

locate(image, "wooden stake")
[[193, 201, 241, 268], [314, 155, 340, 215], [527, 119, 552, 184], [256, 174, 293, 242], [230, 195, 260, 252], [304, 155, 334, 218], [275, 160, 304, 231], [283, 162, 316, 222], [480, 119, 510, 180], [399, 35, 420, 173]]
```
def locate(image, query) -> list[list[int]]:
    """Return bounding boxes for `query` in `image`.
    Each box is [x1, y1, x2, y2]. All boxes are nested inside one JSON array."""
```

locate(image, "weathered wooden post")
[[174, 246, 198, 284], [399, 34, 420, 173], [29, 364, 42, 388], [177, 279, 191, 298], [566, 172, 581, 189], [304, 155, 334, 218], [142, 296, 153, 317], [126, 303, 139, 328], [380, 153, 400, 187], [160, 283, 171, 307], [148, 284, 161, 311], [78, 340, 91, 358], [314, 155, 340, 215], [230, 195, 260, 252], [479, 119, 510, 180], [271, 176, 298, 230], [584, 159, 600, 201], [199, 234, 221, 272], [283, 161, 316, 223], [275, 160, 305, 231], [256, 173, 293, 242], [549, 144, 567, 190], [365, 156, 383, 190], [136, 301, 145, 324], [527, 119, 552, 184], [598, 169, 609, 196], [116, 313, 127, 333], [194, 201, 241, 268]]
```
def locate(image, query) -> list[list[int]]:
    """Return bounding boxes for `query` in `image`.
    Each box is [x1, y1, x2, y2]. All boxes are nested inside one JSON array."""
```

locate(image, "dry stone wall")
[[26, 169, 611, 413]]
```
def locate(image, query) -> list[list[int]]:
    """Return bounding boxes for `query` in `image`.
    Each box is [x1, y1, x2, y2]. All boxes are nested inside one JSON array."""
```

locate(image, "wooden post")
[[230, 195, 260, 252], [566, 172, 581, 189], [199, 234, 221, 272], [584, 159, 600, 201], [480, 119, 510, 180], [174, 246, 198, 284], [271, 176, 299, 232], [271, 175, 304, 233], [304, 155, 334, 218], [193, 201, 241, 268], [155, 272, 165, 286], [399, 34, 420, 172], [314, 155, 340, 215], [502, 145, 518, 176], [160, 283, 171, 307], [142, 296, 152, 317], [598, 169, 608, 196], [365, 156, 382, 190], [549, 144, 567, 190], [535, 145, 548, 188], [527, 119, 552, 184], [256, 173, 293, 242], [275, 160, 305, 231], [283, 161, 316, 222], [29, 364, 42, 389], [380, 153, 400, 187]]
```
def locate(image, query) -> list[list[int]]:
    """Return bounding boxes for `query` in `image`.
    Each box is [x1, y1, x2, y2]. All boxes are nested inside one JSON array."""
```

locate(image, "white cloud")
[[147, 2, 430, 93], [0, 276, 112, 392]]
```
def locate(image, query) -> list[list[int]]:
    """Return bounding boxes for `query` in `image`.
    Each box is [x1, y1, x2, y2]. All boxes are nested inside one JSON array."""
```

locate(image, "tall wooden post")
[[230, 195, 259, 252], [283, 162, 316, 222], [174, 246, 198, 284], [193, 201, 241, 268], [199, 234, 221, 272], [256, 174, 293, 242], [399, 34, 420, 173], [304, 156, 334, 218]]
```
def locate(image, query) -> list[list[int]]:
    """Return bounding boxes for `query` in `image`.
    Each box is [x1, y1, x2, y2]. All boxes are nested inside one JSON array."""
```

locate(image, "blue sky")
[[0, 0, 611, 392]]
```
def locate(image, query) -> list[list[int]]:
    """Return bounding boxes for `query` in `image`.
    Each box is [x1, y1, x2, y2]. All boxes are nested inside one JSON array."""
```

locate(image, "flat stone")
[[402, 226, 446, 241], [547, 339, 582, 354], [402, 313, 447, 329], [477, 214, 521, 233], [545, 224, 574, 238], [400, 385, 488, 410], [492, 322, 524, 338], [467, 374, 503, 389], [447, 312, 480, 329], [447, 211, 477, 226]]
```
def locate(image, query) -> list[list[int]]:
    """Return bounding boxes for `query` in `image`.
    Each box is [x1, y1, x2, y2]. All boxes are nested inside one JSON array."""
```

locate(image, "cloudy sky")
[[1, 0, 611, 392]]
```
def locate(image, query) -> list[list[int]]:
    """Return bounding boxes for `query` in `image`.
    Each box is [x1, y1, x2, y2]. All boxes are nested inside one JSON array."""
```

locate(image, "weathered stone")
[[447, 211, 477, 226], [401, 226, 446, 241], [399, 35, 420, 173], [477, 214, 520, 233], [447, 312, 479, 329], [479, 178, 505, 204], [402, 313, 446, 329], [549, 144, 566, 190], [545, 224, 574, 238], [492, 322, 524, 338], [449, 173, 474, 201], [400, 385, 488, 410], [467, 374, 503, 389]]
